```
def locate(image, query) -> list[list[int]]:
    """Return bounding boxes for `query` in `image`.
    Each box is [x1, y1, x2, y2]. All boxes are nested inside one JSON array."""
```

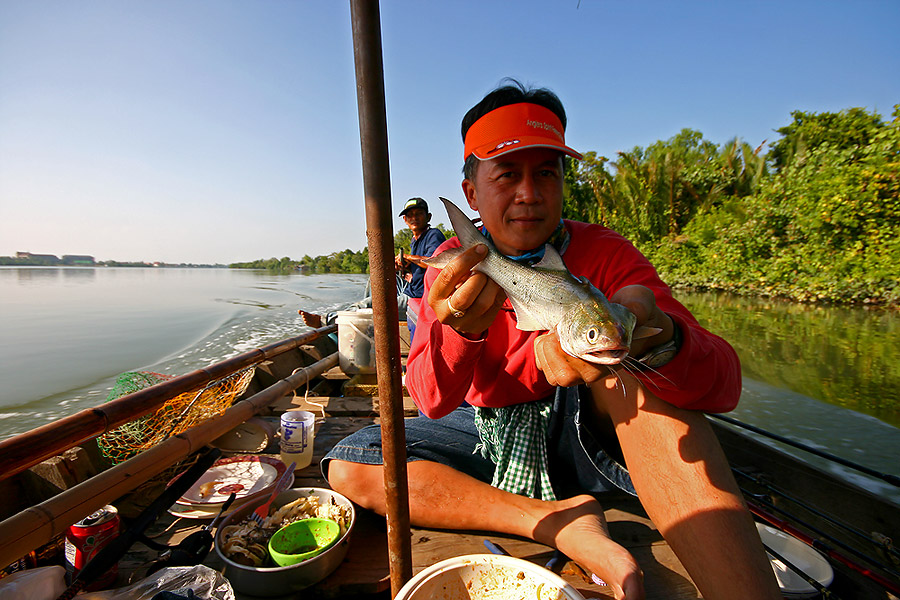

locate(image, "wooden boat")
[[0, 322, 897, 599], [1, 4, 897, 599]]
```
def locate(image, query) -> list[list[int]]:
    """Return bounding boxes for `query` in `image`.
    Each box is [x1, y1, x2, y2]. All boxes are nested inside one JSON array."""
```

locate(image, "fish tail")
[[439, 197, 489, 249]]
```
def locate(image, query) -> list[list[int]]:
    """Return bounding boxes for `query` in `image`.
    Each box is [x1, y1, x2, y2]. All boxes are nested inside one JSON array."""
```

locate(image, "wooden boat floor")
[[120, 384, 702, 600]]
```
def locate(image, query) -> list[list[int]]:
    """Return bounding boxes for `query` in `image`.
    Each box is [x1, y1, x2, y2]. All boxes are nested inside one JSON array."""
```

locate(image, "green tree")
[[563, 152, 609, 224], [769, 107, 886, 172], [652, 105, 900, 304], [565, 130, 757, 250]]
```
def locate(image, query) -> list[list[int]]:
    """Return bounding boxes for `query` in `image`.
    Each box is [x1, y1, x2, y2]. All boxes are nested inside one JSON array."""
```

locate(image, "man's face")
[[461, 147, 564, 256], [402, 207, 429, 236]]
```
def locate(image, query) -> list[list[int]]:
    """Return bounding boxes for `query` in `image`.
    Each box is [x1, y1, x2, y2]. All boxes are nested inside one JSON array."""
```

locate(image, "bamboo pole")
[[0, 325, 335, 482], [349, 1, 413, 595], [0, 353, 338, 567]]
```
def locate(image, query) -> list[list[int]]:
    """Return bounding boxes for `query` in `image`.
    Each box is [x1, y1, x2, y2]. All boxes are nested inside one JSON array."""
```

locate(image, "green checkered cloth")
[[473, 399, 556, 501]]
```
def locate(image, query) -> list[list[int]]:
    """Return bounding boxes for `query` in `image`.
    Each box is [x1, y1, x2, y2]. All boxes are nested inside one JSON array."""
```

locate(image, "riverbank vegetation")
[[564, 105, 899, 306], [230, 256, 302, 272], [229, 251, 370, 274], [299, 249, 370, 274], [231, 225, 451, 274]]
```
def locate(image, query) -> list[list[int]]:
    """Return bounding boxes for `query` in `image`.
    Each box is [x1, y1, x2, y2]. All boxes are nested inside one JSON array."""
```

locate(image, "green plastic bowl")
[[268, 518, 341, 567]]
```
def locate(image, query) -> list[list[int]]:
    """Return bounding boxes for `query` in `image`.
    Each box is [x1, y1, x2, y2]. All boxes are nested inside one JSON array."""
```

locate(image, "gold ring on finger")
[[447, 297, 465, 318]]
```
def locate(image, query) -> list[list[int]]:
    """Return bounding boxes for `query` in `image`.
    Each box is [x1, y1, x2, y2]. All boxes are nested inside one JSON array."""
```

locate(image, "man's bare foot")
[[298, 309, 323, 328], [533, 494, 644, 600]]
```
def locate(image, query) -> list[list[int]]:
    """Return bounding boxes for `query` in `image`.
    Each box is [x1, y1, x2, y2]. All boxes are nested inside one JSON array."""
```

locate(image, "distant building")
[[62, 255, 95, 266], [16, 252, 60, 264], [13, 252, 95, 266]]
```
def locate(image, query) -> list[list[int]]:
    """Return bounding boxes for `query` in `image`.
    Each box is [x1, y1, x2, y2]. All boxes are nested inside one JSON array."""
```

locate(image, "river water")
[[0, 267, 368, 437], [1, 267, 898, 502]]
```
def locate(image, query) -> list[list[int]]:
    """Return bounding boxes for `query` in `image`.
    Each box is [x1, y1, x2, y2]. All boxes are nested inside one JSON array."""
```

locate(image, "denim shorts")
[[321, 385, 636, 498]]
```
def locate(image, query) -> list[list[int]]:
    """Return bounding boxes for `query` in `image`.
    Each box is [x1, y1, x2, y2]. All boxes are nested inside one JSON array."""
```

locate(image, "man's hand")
[[427, 244, 506, 338], [534, 331, 613, 387], [396, 253, 428, 272], [609, 285, 674, 358], [534, 285, 674, 386], [404, 254, 430, 269]]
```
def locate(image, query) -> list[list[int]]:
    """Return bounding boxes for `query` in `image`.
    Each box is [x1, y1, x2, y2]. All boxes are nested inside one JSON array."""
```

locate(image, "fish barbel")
[[425, 197, 652, 365]]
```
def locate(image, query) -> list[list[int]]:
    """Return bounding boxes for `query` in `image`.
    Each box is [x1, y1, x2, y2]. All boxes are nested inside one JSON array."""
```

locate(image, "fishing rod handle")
[[57, 447, 222, 599]]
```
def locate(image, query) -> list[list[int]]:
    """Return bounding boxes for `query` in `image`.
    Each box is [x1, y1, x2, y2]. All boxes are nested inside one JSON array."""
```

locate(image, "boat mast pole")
[[349, 0, 413, 594]]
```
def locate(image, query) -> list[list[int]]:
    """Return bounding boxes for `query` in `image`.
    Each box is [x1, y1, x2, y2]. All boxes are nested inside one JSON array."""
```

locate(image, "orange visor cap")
[[463, 102, 583, 161]]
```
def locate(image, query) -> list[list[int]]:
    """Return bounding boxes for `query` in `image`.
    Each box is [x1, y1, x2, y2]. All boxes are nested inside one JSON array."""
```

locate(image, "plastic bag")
[[0, 566, 66, 600], [77, 565, 234, 600]]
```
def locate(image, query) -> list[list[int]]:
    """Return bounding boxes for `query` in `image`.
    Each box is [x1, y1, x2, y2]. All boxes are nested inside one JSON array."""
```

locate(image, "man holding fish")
[[324, 80, 780, 599]]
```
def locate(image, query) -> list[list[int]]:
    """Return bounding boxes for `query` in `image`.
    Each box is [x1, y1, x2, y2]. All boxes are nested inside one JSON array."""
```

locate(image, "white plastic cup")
[[335, 309, 376, 375], [280, 410, 316, 470]]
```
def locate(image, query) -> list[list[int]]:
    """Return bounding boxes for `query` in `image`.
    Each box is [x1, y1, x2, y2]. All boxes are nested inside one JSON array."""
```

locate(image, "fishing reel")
[[140, 529, 215, 576], [139, 491, 237, 577]]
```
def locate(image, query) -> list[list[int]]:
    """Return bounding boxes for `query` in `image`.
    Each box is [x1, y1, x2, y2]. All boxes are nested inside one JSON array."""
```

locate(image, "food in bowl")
[[219, 494, 352, 567], [214, 488, 356, 598], [395, 554, 586, 600]]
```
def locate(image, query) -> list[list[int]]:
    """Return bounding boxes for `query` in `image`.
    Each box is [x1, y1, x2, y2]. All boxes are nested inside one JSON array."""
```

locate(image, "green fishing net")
[[97, 368, 255, 465]]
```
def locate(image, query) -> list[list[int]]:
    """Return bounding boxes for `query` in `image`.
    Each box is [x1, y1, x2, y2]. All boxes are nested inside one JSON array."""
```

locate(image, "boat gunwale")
[[0, 325, 336, 482], [0, 350, 340, 567]]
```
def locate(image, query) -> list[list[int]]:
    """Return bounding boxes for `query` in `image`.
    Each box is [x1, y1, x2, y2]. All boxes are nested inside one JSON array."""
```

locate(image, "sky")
[[1, 1, 898, 265]]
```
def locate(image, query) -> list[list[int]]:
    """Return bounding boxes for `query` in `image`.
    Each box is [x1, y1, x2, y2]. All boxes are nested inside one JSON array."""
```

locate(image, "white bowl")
[[757, 522, 834, 598], [395, 553, 586, 600], [214, 487, 355, 597]]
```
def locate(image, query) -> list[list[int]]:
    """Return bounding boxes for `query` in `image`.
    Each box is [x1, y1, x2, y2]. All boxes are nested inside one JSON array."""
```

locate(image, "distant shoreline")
[[0, 257, 226, 268]]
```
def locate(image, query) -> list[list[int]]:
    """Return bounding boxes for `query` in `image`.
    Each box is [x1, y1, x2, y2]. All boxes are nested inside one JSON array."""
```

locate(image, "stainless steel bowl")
[[214, 487, 355, 597]]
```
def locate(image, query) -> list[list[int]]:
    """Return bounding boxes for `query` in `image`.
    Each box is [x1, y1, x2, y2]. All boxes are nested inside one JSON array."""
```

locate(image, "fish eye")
[[586, 327, 598, 343]]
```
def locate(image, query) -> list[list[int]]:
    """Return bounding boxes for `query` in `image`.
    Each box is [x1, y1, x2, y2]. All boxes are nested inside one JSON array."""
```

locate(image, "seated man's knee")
[[326, 460, 385, 511], [325, 459, 360, 493]]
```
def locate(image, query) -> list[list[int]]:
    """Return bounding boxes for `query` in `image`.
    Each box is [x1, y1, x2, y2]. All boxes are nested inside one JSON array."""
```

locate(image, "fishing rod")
[[748, 497, 900, 596], [743, 485, 900, 579], [733, 466, 900, 563], [760, 540, 841, 599], [714, 413, 900, 589], [709, 413, 900, 487], [140, 491, 237, 576], [732, 468, 897, 600], [55, 447, 222, 600], [715, 416, 900, 593], [745, 495, 900, 596]]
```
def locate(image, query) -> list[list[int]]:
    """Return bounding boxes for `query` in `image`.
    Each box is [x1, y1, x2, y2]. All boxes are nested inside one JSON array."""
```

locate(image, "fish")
[[425, 197, 656, 365]]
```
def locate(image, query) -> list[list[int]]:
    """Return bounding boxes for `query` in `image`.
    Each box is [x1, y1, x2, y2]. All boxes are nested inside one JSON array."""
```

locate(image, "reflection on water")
[[678, 291, 900, 428], [12, 267, 62, 283], [678, 290, 900, 502], [62, 267, 97, 282]]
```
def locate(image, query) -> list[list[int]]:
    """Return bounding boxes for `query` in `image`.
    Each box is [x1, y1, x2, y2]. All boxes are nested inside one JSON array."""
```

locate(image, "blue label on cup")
[[281, 420, 309, 452]]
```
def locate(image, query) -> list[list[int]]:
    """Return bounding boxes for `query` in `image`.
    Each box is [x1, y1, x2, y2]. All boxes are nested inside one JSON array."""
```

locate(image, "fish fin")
[[532, 244, 567, 271], [439, 197, 488, 250], [633, 325, 663, 340], [507, 296, 548, 331], [422, 247, 463, 269]]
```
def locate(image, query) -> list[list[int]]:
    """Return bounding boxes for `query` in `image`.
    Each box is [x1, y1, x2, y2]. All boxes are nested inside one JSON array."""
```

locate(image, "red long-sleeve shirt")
[[406, 220, 741, 419]]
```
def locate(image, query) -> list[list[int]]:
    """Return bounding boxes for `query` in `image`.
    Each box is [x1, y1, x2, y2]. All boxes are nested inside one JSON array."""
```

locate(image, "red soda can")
[[64, 505, 120, 589]]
